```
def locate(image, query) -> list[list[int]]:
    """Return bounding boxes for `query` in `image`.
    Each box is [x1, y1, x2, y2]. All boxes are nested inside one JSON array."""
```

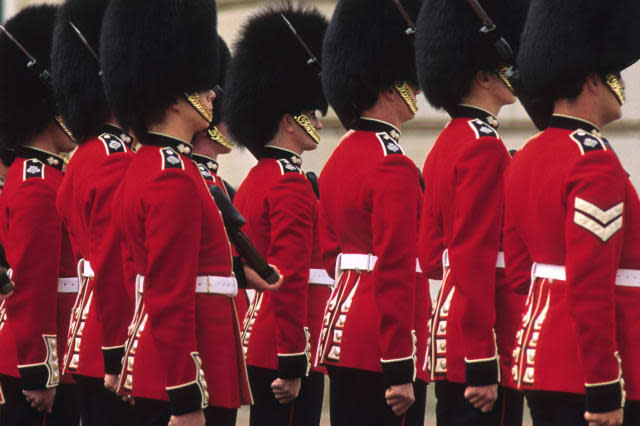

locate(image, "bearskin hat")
[[224, 2, 328, 153], [100, 0, 218, 137], [51, 0, 110, 144], [518, 0, 640, 102], [415, 0, 529, 112], [211, 35, 231, 127], [0, 5, 58, 149], [322, 0, 422, 129]]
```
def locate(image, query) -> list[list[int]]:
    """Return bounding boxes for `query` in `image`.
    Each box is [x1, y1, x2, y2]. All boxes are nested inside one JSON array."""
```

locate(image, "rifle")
[[465, 0, 551, 130], [0, 245, 14, 295], [209, 186, 280, 285]]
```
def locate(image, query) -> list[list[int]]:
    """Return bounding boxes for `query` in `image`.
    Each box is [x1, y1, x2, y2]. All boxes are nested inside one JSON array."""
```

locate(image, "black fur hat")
[[211, 35, 231, 127], [224, 2, 328, 153], [415, 0, 529, 112], [100, 0, 218, 137], [322, 0, 422, 128], [518, 0, 640, 101], [51, 0, 110, 144], [0, 5, 58, 149]]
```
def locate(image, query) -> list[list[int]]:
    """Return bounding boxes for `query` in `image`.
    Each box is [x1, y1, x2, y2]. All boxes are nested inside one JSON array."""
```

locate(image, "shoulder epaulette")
[[277, 159, 302, 175], [197, 163, 215, 181], [160, 147, 184, 170], [570, 130, 607, 155], [376, 132, 404, 156], [23, 159, 44, 181], [99, 133, 127, 155], [467, 119, 499, 140]]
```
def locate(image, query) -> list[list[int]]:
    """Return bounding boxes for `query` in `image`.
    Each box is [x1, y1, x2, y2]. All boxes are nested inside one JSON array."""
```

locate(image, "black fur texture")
[[322, 0, 423, 129], [100, 0, 218, 137], [51, 0, 110, 144], [224, 1, 328, 153], [0, 5, 58, 149], [211, 35, 231, 127]]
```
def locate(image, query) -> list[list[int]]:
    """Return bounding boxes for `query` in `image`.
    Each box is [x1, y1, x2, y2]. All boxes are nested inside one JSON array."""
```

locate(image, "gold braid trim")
[[207, 126, 234, 150], [55, 116, 75, 142], [393, 81, 418, 114], [605, 73, 625, 105], [497, 67, 515, 94], [294, 114, 320, 144], [185, 93, 213, 123]]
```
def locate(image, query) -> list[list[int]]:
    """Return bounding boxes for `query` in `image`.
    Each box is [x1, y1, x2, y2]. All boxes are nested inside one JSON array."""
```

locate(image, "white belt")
[[136, 274, 238, 296], [337, 254, 423, 273], [308, 268, 334, 286], [78, 259, 94, 278], [442, 250, 505, 269], [533, 263, 640, 288], [58, 278, 79, 293]]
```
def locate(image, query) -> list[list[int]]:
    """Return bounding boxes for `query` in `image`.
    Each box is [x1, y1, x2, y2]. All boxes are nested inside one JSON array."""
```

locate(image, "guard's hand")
[[0, 290, 11, 302], [244, 264, 283, 291], [385, 383, 415, 416], [271, 377, 301, 405], [23, 388, 56, 413], [464, 384, 498, 413], [104, 374, 119, 393], [168, 409, 205, 426], [121, 394, 135, 406], [585, 408, 623, 426]]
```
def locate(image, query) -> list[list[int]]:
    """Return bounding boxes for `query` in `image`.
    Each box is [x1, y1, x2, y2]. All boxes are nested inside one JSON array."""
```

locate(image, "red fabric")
[[316, 128, 428, 380], [57, 136, 135, 377], [114, 143, 250, 407], [504, 125, 627, 395], [0, 155, 75, 384], [417, 116, 516, 384], [234, 158, 313, 371]]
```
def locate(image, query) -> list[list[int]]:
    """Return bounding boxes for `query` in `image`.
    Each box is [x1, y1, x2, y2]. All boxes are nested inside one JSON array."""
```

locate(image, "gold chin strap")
[[207, 126, 234, 150], [605, 73, 625, 105], [55, 116, 75, 142], [185, 93, 213, 123], [294, 114, 320, 144], [497, 67, 515, 94], [393, 81, 418, 114]]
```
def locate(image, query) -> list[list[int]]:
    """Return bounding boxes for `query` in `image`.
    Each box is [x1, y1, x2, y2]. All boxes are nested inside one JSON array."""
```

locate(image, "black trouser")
[[435, 381, 524, 426], [247, 366, 325, 426], [327, 366, 427, 426], [0, 375, 80, 426], [73, 375, 135, 426], [133, 398, 237, 426], [624, 400, 640, 426], [525, 391, 586, 426]]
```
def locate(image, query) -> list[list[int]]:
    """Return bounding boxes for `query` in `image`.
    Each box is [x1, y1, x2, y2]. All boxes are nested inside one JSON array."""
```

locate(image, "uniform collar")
[[144, 132, 193, 157], [450, 104, 500, 129], [354, 117, 402, 142], [101, 124, 134, 148], [192, 153, 219, 175], [14, 146, 65, 171], [548, 114, 601, 136], [262, 146, 303, 167]]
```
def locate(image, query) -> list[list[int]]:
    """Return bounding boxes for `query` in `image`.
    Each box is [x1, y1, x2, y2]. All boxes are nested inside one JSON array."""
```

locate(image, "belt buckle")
[[207, 276, 213, 294], [366, 253, 374, 272]]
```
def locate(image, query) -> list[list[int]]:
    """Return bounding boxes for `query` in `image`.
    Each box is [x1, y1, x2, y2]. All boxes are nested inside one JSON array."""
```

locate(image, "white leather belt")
[[442, 250, 505, 269], [533, 263, 640, 288], [308, 268, 334, 286], [58, 278, 79, 293], [78, 259, 94, 278], [136, 274, 238, 296], [337, 254, 423, 273]]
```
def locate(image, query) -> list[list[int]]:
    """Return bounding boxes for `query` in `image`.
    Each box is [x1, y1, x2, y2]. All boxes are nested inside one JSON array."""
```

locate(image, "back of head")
[[322, 0, 423, 129], [52, 0, 111, 144], [415, 0, 529, 112], [0, 5, 59, 150], [224, 1, 328, 156], [100, 0, 218, 137]]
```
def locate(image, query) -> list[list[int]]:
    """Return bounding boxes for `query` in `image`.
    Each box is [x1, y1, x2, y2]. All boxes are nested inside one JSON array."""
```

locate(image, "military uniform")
[[0, 5, 79, 425]]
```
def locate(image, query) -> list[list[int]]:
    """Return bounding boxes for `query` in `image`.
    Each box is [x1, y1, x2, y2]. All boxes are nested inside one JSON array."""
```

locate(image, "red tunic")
[[192, 153, 251, 326], [114, 133, 251, 414], [316, 118, 429, 385], [0, 147, 76, 389], [504, 115, 629, 412], [417, 105, 524, 387], [234, 146, 313, 378], [57, 125, 135, 379]]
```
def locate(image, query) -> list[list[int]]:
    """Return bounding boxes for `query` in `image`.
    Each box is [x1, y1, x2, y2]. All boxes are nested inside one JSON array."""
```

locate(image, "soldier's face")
[[293, 111, 322, 152], [600, 74, 624, 124]]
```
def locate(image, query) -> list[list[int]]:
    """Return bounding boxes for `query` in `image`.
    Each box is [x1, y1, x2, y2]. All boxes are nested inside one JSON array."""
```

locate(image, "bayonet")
[[392, 0, 416, 35], [0, 24, 53, 88], [68, 21, 101, 64], [280, 13, 321, 73]]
